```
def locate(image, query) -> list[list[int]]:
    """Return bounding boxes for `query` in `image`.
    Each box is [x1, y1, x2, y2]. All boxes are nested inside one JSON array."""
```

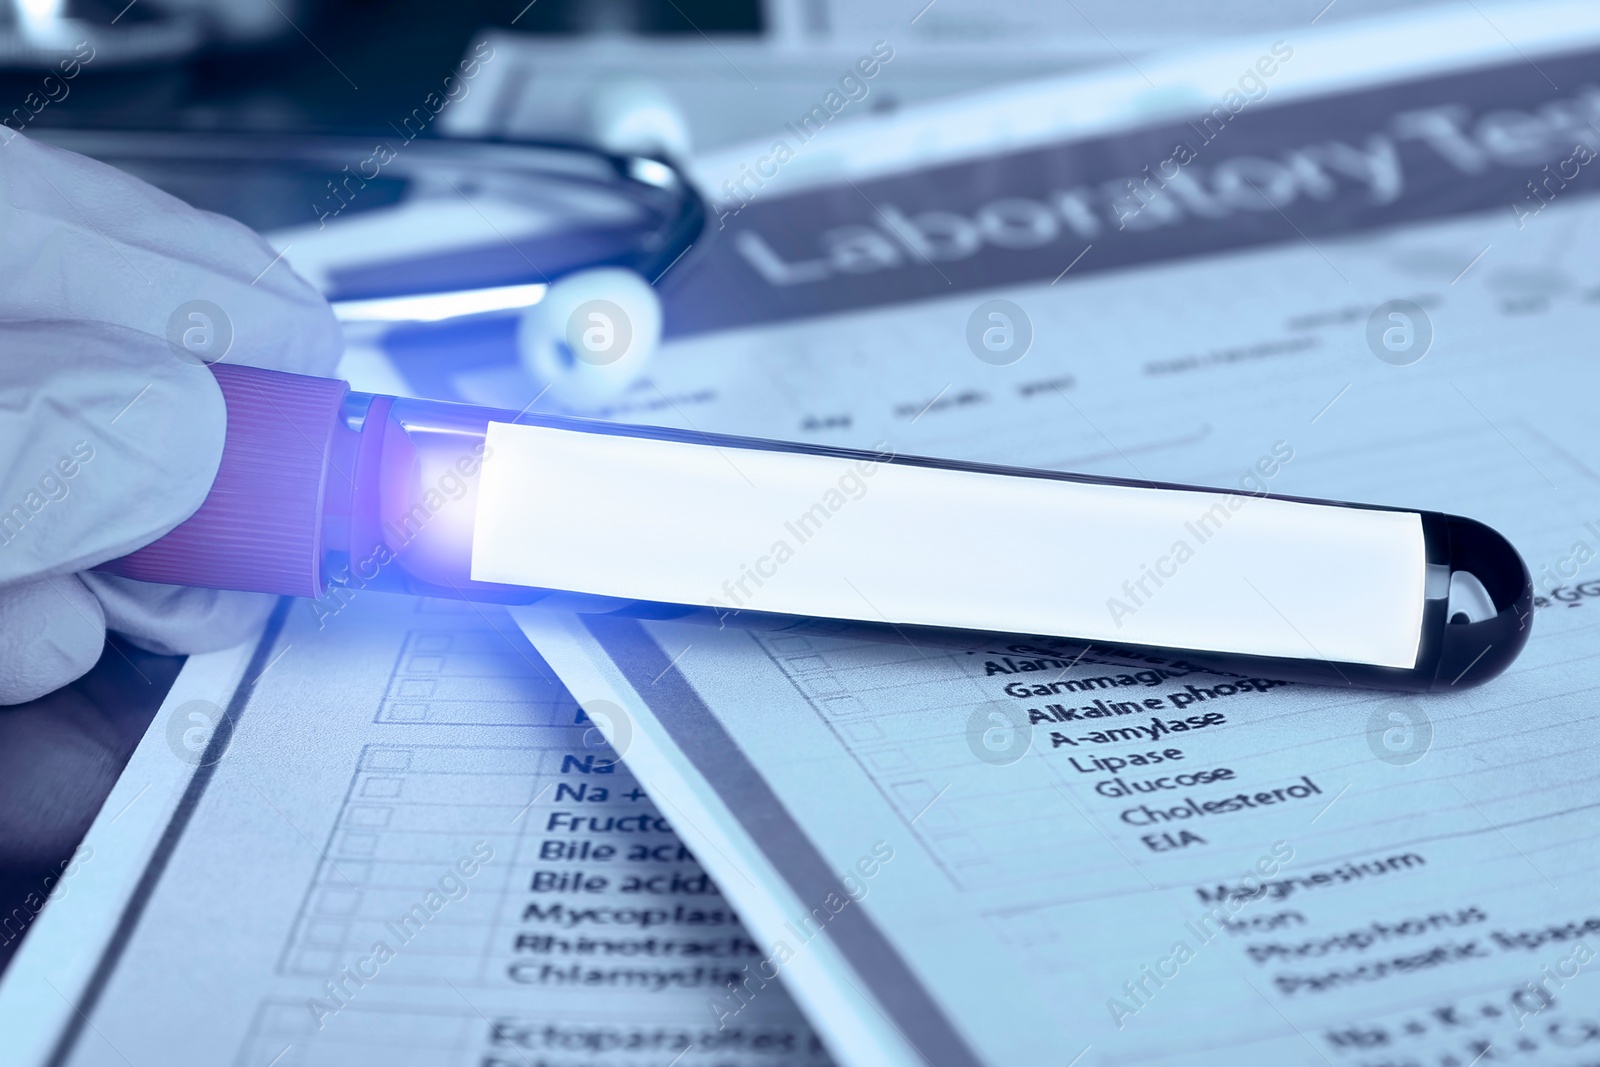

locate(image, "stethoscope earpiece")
[[517, 267, 662, 408], [587, 79, 693, 160]]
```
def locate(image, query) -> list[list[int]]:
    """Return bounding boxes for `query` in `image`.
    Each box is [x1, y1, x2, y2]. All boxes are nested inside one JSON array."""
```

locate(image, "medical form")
[[506, 11, 1600, 1067], [0, 596, 830, 1067]]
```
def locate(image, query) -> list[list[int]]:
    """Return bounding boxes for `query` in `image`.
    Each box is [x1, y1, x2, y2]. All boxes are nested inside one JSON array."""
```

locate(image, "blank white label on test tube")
[[472, 423, 1427, 669]]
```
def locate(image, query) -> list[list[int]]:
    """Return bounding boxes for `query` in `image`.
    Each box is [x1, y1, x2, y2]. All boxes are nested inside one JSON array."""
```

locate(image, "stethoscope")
[[34, 129, 707, 407]]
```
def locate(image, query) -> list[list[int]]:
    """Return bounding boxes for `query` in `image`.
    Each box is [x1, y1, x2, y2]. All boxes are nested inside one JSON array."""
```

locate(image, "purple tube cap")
[[101, 363, 348, 597]]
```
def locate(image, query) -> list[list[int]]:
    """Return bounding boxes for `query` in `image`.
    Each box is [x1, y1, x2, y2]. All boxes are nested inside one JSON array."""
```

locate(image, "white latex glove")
[[0, 130, 342, 705]]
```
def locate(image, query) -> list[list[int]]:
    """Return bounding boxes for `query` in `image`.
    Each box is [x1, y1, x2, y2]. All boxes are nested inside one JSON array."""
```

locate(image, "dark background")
[[2, 0, 761, 134]]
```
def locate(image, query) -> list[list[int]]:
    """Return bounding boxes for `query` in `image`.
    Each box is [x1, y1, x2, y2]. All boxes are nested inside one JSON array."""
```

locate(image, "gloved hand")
[[0, 130, 343, 705]]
